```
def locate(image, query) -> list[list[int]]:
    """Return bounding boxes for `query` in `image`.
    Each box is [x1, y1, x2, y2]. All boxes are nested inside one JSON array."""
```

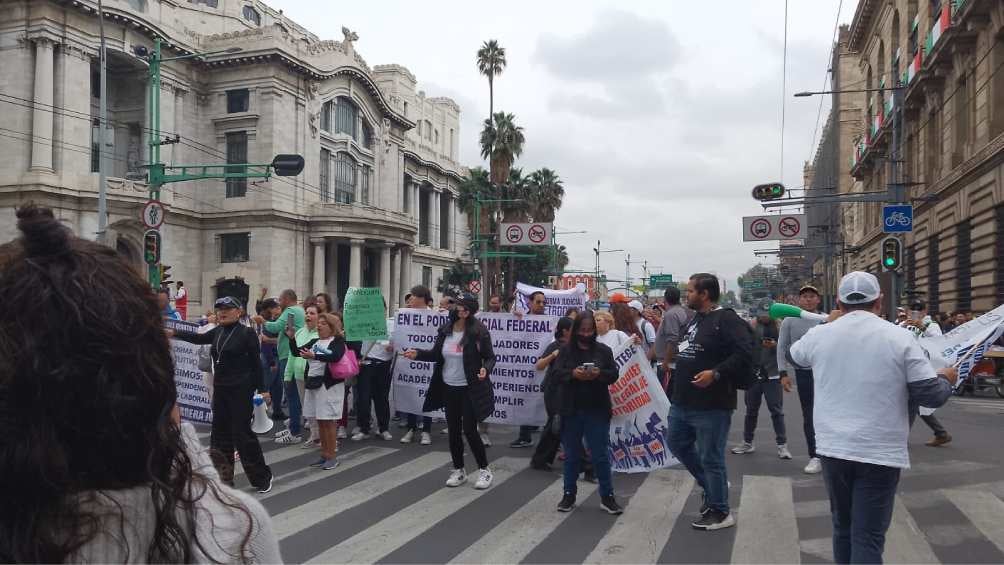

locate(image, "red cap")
[[609, 292, 630, 304]]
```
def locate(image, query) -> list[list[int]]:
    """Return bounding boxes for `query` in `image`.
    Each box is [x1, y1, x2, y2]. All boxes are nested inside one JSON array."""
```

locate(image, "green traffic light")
[[884, 257, 896, 266]]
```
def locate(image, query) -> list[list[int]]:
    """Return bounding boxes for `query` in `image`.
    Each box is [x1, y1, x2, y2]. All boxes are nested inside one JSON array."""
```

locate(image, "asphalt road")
[[198, 387, 1004, 564]]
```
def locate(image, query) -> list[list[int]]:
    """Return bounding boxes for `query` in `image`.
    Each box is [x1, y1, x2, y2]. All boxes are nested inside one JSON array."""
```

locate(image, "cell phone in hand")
[[285, 311, 294, 334], [582, 362, 596, 370]]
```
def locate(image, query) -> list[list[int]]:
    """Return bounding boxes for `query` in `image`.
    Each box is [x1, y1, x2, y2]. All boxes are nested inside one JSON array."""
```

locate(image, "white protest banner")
[[515, 282, 587, 317], [608, 343, 677, 473], [919, 304, 1004, 388], [478, 313, 555, 426], [390, 309, 451, 417], [390, 309, 555, 425], [166, 319, 213, 424]]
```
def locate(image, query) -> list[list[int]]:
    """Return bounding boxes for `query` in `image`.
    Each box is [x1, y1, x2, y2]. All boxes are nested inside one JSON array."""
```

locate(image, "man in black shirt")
[[666, 273, 752, 531]]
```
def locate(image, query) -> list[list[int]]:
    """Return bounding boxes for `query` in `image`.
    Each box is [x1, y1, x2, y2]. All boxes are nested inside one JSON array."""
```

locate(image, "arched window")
[[334, 153, 356, 204], [242, 5, 260, 26], [335, 97, 358, 139]]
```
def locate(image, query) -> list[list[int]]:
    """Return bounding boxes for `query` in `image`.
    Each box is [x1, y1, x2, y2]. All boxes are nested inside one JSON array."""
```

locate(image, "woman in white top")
[[594, 310, 639, 349], [289, 312, 352, 470]]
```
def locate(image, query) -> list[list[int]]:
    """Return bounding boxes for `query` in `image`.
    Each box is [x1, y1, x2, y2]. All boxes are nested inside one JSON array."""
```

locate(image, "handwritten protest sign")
[[343, 287, 388, 342], [166, 319, 213, 424], [514, 282, 587, 317], [608, 343, 677, 473]]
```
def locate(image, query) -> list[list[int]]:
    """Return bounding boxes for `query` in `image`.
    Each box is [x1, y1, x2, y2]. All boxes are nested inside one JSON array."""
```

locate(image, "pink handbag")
[[328, 348, 360, 381]]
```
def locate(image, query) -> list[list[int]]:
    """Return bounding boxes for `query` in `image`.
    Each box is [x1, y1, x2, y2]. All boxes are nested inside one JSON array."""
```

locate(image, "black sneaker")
[[600, 495, 623, 515], [691, 509, 736, 530], [257, 474, 274, 495], [557, 493, 576, 512], [510, 438, 533, 448], [530, 461, 551, 471]]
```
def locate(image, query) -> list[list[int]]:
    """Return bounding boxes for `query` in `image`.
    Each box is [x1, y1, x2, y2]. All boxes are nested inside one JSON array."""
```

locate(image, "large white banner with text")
[[514, 282, 587, 317], [166, 319, 213, 424], [390, 310, 554, 425], [608, 343, 678, 473]]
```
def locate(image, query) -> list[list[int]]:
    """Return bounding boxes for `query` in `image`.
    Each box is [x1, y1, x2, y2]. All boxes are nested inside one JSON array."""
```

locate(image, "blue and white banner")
[[514, 282, 587, 317], [608, 343, 678, 473], [919, 304, 1004, 387], [166, 319, 213, 424]]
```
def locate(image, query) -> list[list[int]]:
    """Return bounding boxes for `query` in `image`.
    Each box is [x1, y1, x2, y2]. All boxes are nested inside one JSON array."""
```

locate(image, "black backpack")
[[704, 308, 756, 390]]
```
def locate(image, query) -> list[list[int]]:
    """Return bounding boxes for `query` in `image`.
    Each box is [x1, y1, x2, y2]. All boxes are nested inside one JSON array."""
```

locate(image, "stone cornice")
[[847, 0, 879, 52], [402, 150, 466, 183]]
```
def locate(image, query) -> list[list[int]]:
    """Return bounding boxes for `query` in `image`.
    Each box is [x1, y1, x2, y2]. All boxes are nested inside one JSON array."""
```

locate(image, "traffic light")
[[143, 230, 161, 265], [752, 183, 786, 201], [881, 236, 902, 271], [160, 264, 173, 285], [272, 154, 305, 176]]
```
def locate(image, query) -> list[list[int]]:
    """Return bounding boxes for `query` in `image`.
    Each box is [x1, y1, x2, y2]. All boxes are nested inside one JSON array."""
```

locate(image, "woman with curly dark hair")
[[0, 205, 281, 563]]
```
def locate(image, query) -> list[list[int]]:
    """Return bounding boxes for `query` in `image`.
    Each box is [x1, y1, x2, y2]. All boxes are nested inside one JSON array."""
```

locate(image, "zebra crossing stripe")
[[233, 444, 319, 483], [271, 451, 446, 540], [586, 469, 694, 564], [306, 457, 520, 564], [943, 489, 1004, 555], [882, 497, 939, 564], [731, 475, 800, 564], [259, 447, 395, 500], [449, 479, 598, 564]]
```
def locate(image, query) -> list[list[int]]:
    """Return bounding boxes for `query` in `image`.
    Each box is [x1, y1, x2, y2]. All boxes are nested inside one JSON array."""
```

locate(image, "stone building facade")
[[815, 0, 1004, 314], [0, 0, 470, 316]]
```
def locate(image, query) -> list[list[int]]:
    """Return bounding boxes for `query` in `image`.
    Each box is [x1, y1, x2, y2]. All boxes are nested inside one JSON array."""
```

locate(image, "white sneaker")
[[440, 427, 450, 435], [379, 431, 394, 441], [350, 426, 361, 436], [275, 432, 302, 445], [731, 442, 755, 455], [400, 430, 414, 444], [474, 468, 494, 490], [274, 429, 290, 440], [336, 427, 348, 440], [420, 432, 432, 445], [446, 468, 467, 487], [481, 434, 492, 447], [804, 457, 822, 474], [778, 444, 793, 460], [351, 431, 370, 441], [300, 436, 320, 449]]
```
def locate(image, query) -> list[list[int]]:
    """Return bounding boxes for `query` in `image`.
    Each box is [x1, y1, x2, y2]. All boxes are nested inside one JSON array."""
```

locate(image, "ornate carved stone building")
[[810, 0, 1004, 313], [0, 0, 470, 315]]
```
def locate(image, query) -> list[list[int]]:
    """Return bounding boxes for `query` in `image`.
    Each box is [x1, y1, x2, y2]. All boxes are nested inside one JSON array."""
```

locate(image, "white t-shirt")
[[306, 337, 335, 377], [790, 310, 938, 469], [442, 330, 467, 386], [597, 329, 630, 350]]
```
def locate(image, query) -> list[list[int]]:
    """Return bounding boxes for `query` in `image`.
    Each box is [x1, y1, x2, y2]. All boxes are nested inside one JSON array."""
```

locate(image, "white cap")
[[838, 271, 881, 305], [628, 300, 644, 313]]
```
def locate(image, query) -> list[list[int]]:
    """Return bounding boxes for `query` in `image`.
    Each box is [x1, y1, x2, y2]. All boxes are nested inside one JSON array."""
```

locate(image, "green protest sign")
[[343, 287, 388, 341]]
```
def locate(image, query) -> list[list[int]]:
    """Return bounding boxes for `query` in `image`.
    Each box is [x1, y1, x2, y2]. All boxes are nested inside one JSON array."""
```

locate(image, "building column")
[[312, 240, 326, 294], [349, 238, 364, 288], [399, 245, 413, 302], [390, 247, 400, 310], [449, 195, 457, 251], [30, 38, 55, 172], [433, 190, 442, 249], [354, 165, 363, 204], [413, 183, 420, 221], [380, 242, 393, 313]]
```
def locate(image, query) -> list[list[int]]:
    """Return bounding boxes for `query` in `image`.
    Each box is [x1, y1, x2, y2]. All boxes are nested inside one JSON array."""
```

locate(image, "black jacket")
[[174, 323, 264, 391], [415, 320, 496, 422], [672, 308, 753, 411], [288, 336, 359, 388], [551, 341, 619, 418]]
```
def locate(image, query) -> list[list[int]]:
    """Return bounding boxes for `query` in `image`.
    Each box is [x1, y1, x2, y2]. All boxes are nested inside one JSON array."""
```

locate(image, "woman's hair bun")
[[16, 203, 71, 258]]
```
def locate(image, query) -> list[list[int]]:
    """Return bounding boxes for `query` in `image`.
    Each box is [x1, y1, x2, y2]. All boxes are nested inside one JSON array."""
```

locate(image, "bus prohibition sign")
[[505, 225, 524, 244]]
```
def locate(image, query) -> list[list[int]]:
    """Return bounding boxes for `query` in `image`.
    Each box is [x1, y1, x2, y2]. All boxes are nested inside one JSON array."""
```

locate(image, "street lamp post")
[[592, 240, 623, 304]]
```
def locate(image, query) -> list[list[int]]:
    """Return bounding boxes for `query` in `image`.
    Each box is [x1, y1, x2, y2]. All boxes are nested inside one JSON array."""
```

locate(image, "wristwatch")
[[712, 370, 721, 382]]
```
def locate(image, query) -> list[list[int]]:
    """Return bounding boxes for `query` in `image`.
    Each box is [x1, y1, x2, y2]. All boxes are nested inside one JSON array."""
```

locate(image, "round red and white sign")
[[142, 200, 165, 229], [778, 216, 801, 238], [468, 280, 481, 294], [528, 224, 548, 244], [505, 225, 524, 244], [749, 218, 772, 240]]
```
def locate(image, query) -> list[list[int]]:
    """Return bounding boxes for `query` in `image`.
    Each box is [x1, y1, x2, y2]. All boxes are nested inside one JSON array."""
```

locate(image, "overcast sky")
[[270, 0, 859, 290]]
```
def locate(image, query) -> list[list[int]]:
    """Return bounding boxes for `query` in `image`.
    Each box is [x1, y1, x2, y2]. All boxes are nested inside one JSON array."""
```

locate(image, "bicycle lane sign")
[[883, 205, 913, 233]]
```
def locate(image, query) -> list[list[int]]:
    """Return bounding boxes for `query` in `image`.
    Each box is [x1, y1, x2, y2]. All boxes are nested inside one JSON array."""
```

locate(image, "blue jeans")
[[279, 358, 302, 435], [666, 405, 732, 513], [560, 411, 614, 497], [269, 357, 286, 419], [821, 456, 901, 564]]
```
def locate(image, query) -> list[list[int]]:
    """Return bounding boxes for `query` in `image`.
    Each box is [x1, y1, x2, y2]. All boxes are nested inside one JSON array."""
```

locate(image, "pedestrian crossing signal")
[[882, 236, 902, 271], [143, 230, 160, 265], [752, 183, 786, 201], [160, 264, 173, 285]]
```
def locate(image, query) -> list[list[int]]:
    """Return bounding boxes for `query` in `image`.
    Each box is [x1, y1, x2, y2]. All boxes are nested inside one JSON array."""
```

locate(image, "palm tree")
[[479, 112, 525, 186], [476, 40, 507, 122], [527, 168, 564, 222]]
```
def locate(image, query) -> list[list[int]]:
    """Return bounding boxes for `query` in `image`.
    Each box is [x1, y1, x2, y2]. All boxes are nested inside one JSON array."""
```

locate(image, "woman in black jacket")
[[168, 296, 274, 493], [403, 294, 496, 489], [530, 316, 574, 471], [551, 311, 622, 515]]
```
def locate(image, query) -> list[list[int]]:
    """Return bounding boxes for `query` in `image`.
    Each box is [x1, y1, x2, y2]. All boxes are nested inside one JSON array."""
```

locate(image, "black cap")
[[214, 296, 242, 310], [457, 293, 479, 315]]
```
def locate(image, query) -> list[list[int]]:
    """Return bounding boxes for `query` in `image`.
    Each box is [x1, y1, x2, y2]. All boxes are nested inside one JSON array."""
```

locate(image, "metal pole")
[[96, 0, 108, 245], [625, 253, 630, 292], [147, 39, 162, 289], [887, 88, 904, 321]]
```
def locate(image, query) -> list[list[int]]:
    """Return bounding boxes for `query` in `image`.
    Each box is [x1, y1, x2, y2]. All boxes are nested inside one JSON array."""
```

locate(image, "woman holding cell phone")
[[550, 311, 623, 515]]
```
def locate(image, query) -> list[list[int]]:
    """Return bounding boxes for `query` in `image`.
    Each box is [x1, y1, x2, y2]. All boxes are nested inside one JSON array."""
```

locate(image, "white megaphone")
[[251, 393, 273, 434]]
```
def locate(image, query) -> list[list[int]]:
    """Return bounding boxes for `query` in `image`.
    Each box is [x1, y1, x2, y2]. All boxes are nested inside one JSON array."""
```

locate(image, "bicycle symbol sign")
[[882, 205, 913, 233]]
